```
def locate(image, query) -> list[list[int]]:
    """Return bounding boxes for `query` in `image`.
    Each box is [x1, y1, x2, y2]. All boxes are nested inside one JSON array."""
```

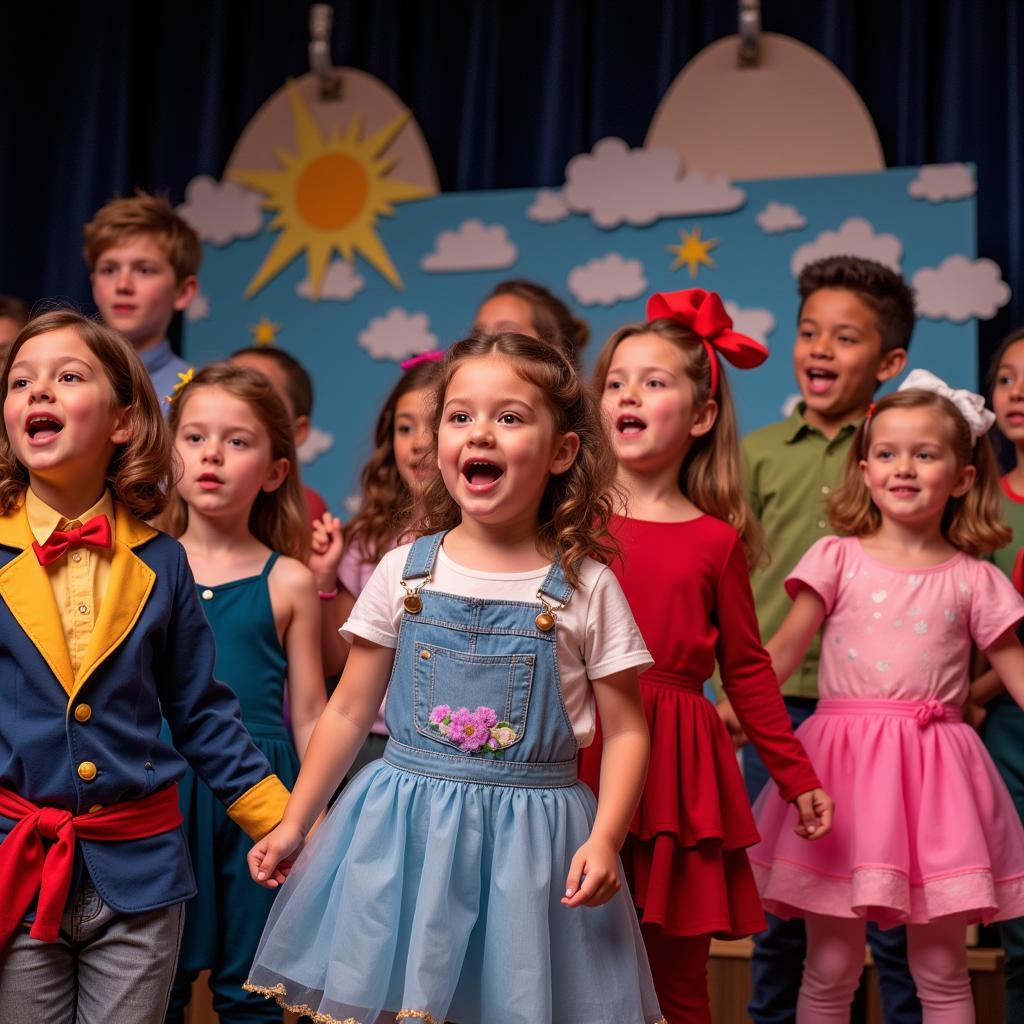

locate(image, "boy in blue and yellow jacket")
[[0, 310, 290, 1024]]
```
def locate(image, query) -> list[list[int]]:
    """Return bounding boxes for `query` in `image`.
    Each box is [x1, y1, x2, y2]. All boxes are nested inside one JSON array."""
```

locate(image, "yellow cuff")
[[227, 775, 291, 840]]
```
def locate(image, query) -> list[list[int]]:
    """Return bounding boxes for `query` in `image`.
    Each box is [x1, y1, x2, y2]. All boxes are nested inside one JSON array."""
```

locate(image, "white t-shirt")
[[342, 542, 653, 746]]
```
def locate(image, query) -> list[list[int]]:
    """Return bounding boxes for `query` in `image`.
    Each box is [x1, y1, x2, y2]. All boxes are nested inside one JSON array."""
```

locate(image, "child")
[[579, 288, 833, 1024], [972, 326, 1024, 1020], [84, 190, 198, 406], [474, 278, 590, 368], [244, 333, 666, 1024], [318, 351, 443, 774], [751, 372, 1024, 1022], [229, 345, 331, 523], [160, 364, 327, 1022], [0, 311, 289, 1023], [721, 255, 921, 1024]]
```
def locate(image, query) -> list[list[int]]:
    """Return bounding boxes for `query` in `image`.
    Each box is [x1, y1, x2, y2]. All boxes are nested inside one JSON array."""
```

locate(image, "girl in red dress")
[[579, 288, 834, 1023]]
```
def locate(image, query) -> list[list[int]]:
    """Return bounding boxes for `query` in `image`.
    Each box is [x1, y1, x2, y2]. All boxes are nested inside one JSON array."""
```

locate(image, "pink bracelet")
[[318, 587, 339, 600]]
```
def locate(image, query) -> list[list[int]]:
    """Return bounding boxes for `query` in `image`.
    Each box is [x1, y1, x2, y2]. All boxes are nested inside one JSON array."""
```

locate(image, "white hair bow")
[[897, 368, 995, 445]]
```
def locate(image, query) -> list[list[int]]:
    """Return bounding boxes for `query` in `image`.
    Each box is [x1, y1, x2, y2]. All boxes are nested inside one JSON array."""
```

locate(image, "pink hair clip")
[[400, 350, 445, 372]]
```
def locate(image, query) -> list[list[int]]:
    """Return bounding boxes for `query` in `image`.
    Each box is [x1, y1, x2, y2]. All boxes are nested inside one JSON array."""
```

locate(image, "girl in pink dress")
[[751, 370, 1024, 1023]]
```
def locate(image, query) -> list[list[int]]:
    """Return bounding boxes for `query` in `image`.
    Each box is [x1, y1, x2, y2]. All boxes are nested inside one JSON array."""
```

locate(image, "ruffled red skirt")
[[580, 674, 766, 938]]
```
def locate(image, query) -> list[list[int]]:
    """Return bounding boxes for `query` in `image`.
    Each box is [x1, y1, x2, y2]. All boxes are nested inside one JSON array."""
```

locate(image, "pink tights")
[[797, 912, 973, 1024]]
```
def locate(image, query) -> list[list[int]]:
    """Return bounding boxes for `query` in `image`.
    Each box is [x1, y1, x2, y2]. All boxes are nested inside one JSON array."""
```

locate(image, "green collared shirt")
[[740, 404, 859, 698], [995, 476, 1024, 581]]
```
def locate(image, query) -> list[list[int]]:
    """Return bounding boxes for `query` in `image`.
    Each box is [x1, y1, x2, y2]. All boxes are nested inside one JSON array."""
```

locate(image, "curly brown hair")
[[593, 318, 766, 568], [345, 358, 443, 568], [415, 334, 618, 588], [0, 310, 172, 519], [828, 389, 1009, 556], [798, 256, 915, 354], [476, 280, 590, 369], [160, 363, 311, 561]]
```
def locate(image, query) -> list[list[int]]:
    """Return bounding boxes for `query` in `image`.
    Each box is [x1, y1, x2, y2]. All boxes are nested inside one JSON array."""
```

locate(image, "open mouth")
[[805, 368, 838, 395], [26, 415, 63, 441], [616, 415, 646, 435], [461, 460, 504, 487]]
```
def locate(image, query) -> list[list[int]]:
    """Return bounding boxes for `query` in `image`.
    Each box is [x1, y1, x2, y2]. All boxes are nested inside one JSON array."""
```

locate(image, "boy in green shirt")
[[720, 256, 919, 1024]]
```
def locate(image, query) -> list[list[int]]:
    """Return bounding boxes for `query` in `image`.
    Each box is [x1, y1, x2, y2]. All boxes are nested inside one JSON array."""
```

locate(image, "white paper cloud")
[[297, 425, 334, 465], [567, 254, 647, 306], [756, 201, 807, 235], [912, 255, 1011, 322], [563, 138, 746, 229], [908, 164, 975, 203], [184, 290, 210, 324], [527, 189, 570, 223], [724, 301, 776, 346], [297, 259, 365, 301], [781, 394, 802, 418], [790, 217, 903, 276], [358, 308, 439, 362], [420, 220, 517, 272], [177, 175, 264, 246]]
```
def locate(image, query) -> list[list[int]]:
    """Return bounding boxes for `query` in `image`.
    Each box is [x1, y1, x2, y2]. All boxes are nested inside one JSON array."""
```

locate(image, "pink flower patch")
[[427, 704, 517, 756]]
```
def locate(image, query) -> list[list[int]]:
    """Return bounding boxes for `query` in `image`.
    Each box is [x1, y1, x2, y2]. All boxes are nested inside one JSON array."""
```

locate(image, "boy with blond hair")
[[84, 190, 198, 404]]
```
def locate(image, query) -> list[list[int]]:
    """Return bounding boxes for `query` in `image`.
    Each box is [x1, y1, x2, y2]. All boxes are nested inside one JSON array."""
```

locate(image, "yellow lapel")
[[71, 504, 157, 702], [0, 504, 75, 695]]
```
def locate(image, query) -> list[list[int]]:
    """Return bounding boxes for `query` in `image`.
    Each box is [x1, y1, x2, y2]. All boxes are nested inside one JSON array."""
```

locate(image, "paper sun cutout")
[[231, 82, 431, 299]]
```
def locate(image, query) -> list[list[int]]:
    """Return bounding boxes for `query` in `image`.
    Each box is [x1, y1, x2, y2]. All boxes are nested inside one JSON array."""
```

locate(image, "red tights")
[[642, 926, 714, 1024]]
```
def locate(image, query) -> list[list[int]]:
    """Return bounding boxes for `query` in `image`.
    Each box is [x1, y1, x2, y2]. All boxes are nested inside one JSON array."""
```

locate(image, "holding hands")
[[793, 788, 833, 841], [248, 819, 307, 889]]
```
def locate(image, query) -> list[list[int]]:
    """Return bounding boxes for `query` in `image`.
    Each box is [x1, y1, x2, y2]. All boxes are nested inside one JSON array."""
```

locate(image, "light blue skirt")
[[245, 758, 665, 1024]]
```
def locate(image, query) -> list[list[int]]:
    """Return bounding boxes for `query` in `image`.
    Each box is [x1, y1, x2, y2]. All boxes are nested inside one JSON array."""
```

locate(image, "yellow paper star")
[[667, 226, 719, 278], [250, 315, 281, 347]]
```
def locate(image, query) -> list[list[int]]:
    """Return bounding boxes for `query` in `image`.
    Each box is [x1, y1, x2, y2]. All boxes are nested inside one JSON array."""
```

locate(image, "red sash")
[[0, 783, 182, 945]]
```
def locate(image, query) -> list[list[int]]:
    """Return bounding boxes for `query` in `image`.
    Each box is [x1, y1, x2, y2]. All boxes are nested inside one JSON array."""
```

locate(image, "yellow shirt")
[[26, 489, 115, 676]]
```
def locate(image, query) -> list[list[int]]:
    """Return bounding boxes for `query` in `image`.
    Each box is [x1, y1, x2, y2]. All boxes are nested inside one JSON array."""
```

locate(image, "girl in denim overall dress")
[[244, 334, 665, 1024]]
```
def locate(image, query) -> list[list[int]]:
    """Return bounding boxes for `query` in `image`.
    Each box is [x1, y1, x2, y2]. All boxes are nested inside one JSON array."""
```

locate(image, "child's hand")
[[248, 820, 306, 888], [793, 788, 833, 841], [716, 697, 748, 749], [561, 836, 621, 908], [964, 700, 988, 732], [308, 513, 345, 589]]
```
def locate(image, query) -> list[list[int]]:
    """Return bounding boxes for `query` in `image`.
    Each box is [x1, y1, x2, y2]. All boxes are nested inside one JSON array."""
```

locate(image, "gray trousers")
[[0, 881, 185, 1024]]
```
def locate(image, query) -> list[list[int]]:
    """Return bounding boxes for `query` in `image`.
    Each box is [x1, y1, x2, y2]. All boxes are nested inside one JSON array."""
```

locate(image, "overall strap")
[[537, 557, 574, 606], [260, 551, 281, 578], [400, 531, 446, 581]]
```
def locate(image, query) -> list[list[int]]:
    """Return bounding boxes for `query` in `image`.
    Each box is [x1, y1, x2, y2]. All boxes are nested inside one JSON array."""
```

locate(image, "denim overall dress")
[[246, 532, 664, 1024]]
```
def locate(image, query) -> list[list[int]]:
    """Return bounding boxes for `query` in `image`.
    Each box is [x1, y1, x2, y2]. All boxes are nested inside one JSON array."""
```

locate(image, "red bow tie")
[[32, 514, 112, 567]]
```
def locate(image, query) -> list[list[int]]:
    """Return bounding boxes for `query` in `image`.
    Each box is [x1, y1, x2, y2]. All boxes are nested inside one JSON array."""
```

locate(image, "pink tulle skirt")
[[750, 698, 1024, 927]]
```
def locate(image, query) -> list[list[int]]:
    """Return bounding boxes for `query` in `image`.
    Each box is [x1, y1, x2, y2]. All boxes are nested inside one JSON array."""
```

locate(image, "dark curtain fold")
[[1, 0, 1021, 373]]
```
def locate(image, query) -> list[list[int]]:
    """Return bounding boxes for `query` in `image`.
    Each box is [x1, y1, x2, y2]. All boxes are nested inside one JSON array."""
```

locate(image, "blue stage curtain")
[[0, 0, 1020, 371]]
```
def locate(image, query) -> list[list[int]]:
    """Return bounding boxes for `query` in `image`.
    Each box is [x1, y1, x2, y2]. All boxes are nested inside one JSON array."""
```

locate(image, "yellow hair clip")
[[165, 367, 195, 405]]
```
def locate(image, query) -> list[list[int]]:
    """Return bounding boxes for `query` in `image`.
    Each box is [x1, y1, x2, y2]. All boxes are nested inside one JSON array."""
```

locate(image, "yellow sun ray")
[[667, 226, 719, 278], [230, 81, 432, 299]]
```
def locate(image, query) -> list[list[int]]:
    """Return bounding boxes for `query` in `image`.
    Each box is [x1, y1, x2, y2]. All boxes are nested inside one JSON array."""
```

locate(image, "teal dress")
[[165, 552, 300, 1024]]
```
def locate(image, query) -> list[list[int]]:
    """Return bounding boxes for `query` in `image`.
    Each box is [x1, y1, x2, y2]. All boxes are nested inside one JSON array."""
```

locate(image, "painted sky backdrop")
[[183, 163, 984, 511]]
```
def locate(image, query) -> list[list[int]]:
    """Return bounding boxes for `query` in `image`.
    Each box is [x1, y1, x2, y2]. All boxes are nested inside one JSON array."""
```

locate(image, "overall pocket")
[[413, 642, 535, 756]]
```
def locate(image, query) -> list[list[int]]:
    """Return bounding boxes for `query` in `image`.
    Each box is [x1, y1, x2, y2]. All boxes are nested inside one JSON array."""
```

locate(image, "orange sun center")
[[296, 153, 369, 230]]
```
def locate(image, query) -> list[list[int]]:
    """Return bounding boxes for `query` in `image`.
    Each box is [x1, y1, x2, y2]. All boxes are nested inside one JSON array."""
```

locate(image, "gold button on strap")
[[400, 574, 431, 615], [419, 649, 431, 660], [77, 761, 97, 781], [74, 703, 92, 723], [534, 591, 563, 632]]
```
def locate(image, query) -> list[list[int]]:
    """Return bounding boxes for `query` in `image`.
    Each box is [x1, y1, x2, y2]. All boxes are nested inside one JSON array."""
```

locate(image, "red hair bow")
[[646, 289, 768, 396]]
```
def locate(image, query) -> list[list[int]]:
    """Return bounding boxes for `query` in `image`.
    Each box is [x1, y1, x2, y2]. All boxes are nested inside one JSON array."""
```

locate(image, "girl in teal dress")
[[161, 363, 328, 1022]]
